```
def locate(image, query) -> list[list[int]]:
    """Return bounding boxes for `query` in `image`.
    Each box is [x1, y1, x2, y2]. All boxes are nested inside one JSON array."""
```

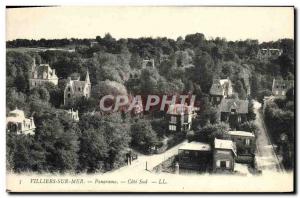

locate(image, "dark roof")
[[220, 98, 249, 114]]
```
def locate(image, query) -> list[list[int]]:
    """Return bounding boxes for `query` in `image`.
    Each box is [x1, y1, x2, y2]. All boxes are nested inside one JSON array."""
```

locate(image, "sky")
[[6, 6, 294, 42]]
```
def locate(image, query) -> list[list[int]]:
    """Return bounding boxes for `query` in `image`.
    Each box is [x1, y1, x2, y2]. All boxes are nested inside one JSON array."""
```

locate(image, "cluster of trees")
[[6, 32, 294, 172], [264, 89, 294, 170], [7, 85, 161, 172], [6, 38, 91, 48]]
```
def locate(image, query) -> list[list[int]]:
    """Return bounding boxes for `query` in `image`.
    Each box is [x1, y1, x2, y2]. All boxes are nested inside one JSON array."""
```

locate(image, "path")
[[253, 100, 284, 173], [106, 140, 187, 176]]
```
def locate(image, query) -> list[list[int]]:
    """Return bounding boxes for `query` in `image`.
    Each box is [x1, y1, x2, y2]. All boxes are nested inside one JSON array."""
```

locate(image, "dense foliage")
[[6, 33, 294, 172], [264, 93, 294, 170]]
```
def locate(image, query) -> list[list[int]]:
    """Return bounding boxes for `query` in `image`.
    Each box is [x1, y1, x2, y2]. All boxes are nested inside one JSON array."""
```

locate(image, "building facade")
[[213, 138, 237, 172], [257, 48, 283, 60], [178, 141, 212, 171], [65, 109, 80, 122], [272, 79, 294, 97], [64, 71, 91, 105], [228, 131, 256, 155], [220, 98, 249, 129], [166, 104, 194, 133], [6, 108, 36, 135], [142, 59, 155, 68], [209, 78, 233, 105], [29, 59, 58, 89]]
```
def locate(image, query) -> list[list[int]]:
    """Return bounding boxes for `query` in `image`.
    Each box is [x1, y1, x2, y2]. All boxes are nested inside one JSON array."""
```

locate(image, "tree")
[[195, 122, 230, 143], [234, 80, 246, 99], [35, 113, 79, 172], [238, 121, 258, 134], [9, 135, 33, 172], [193, 50, 213, 93], [130, 119, 158, 153], [78, 128, 109, 172], [247, 100, 256, 121], [78, 113, 131, 171], [251, 74, 261, 99], [286, 88, 294, 102], [257, 89, 272, 104], [185, 33, 205, 48]]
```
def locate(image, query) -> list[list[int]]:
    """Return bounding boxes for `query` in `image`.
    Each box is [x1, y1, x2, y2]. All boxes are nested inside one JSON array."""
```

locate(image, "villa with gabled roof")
[[64, 71, 91, 105], [209, 77, 233, 105], [29, 58, 58, 89]]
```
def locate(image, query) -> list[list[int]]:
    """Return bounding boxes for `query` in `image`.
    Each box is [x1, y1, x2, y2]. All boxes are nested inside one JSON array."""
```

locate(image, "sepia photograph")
[[5, 6, 295, 193]]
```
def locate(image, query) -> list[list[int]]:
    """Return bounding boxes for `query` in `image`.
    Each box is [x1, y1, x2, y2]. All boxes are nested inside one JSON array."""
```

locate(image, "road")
[[105, 100, 284, 176], [253, 100, 284, 173], [105, 140, 187, 176]]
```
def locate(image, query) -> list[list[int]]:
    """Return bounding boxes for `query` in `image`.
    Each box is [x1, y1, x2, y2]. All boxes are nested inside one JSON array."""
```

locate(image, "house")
[[90, 40, 98, 47], [126, 70, 141, 88], [64, 71, 91, 105], [142, 59, 155, 68], [209, 78, 233, 105], [159, 54, 169, 63], [6, 108, 36, 135], [65, 109, 79, 122], [257, 48, 283, 60], [29, 59, 58, 89], [228, 131, 256, 155], [166, 104, 194, 133], [178, 141, 212, 171], [272, 79, 294, 97], [220, 98, 249, 129], [213, 138, 237, 172]]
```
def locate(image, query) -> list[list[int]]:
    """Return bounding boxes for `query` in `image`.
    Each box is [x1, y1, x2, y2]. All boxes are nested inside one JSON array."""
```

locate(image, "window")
[[170, 116, 176, 123], [220, 161, 226, 168], [226, 161, 230, 168], [169, 125, 176, 131], [282, 91, 285, 95], [78, 87, 81, 91], [245, 139, 250, 145], [275, 91, 279, 95], [68, 87, 71, 91], [217, 160, 230, 168], [67, 93, 71, 98]]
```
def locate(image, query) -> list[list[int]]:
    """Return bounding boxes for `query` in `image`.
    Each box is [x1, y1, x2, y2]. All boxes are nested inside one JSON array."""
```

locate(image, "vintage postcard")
[[6, 6, 295, 192]]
